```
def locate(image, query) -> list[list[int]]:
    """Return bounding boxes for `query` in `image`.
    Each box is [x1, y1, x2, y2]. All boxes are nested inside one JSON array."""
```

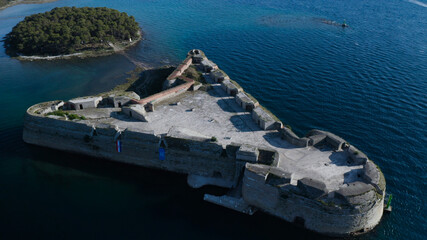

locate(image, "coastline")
[[0, 0, 57, 11], [15, 31, 143, 61]]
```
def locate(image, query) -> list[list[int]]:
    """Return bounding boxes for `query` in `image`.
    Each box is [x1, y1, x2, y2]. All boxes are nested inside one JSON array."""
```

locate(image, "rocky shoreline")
[[0, 0, 57, 11], [16, 31, 143, 61]]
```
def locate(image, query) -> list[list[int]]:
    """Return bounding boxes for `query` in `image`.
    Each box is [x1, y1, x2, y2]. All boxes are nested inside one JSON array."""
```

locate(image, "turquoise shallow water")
[[0, 0, 426, 239]]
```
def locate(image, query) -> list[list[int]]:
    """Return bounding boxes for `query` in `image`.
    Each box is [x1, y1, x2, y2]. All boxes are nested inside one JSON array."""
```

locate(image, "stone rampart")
[[296, 178, 328, 199], [135, 56, 195, 106], [122, 105, 148, 122], [280, 127, 310, 147], [347, 145, 369, 165], [241, 162, 384, 236], [307, 129, 346, 150], [24, 106, 237, 182], [270, 191, 384, 236], [167, 56, 192, 81], [242, 164, 280, 210], [135, 79, 194, 105]]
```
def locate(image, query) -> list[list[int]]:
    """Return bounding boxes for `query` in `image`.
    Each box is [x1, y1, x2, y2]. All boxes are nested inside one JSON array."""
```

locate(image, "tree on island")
[[0, 0, 13, 8], [3, 7, 141, 56]]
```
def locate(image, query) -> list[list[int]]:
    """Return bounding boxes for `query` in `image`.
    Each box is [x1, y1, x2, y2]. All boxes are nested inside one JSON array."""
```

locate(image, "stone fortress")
[[23, 50, 386, 236]]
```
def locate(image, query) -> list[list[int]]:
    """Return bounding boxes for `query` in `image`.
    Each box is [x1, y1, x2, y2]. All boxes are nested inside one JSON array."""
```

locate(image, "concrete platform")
[[80, 82, 363, 192]]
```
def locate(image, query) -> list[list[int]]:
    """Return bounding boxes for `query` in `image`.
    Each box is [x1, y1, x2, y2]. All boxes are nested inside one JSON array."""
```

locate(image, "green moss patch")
[[183, 65, 204, 83], [46, 110, 86, 120]]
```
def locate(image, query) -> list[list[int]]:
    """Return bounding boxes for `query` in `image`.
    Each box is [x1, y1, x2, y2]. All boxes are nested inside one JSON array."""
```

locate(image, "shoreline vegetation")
[[0, 0, 57, 10], [3, 6, 142, 60], [16, 33, 142, 61]]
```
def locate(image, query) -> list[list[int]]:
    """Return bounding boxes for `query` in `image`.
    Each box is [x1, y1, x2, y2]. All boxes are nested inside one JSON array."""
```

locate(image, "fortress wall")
[[363, 160, 380, 185], [347, 145, 368, 165], [24, 113, 161, 166], [280, 127, 310, 147], [163, 150, 236, 180], [242, 164, 279, 209], [268, 193, 384, 236], [362, 160, 385, 194], [304, 129, 384, 194], [167, 56, 192, 80], [122, 106, 148, 122], [137, 80, 193, 105], [24, 109, 237, 182], [334, 181, 381, 212], [163, 136, 236, 179], [165, 136, 224, 158], [240, 162, 384, 235], [307, 130, 346, 150], [136, 56, 195, 106], [296, 178, 328, 199]]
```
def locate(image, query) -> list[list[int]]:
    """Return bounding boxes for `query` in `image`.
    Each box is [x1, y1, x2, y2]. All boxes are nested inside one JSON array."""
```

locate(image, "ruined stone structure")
[[68, 96, 102, 110], [23, 50, 386, 236]]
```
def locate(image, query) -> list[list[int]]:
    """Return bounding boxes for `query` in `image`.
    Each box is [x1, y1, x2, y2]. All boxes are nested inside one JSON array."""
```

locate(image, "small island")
[[3, 6, 141, 59]]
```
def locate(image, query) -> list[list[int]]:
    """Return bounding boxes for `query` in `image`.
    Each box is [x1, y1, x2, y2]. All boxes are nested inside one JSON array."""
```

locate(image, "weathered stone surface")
[[336, 181, 375, 197], [280, 127, 309, 147], [122, 104, 148, 122], [307, 130, 346, 151], [203, 194, 256, 215], [69, 96, 102, 110], [236, 145, 259, 162], [297, 178, 328, 199], [221, 79, 241, 96], [252, 107, 276, 130]]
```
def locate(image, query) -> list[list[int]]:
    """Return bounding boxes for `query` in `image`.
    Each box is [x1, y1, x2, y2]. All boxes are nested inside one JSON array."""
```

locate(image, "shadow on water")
[[21, 145, 333, 240], [25, 146, 338, 239], [0, 126, 378, 240]]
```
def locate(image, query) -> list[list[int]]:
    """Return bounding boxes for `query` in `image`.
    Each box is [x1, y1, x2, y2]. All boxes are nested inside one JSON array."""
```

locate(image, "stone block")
[[335, 181, 374, 198], [363, 160, 380, 185], [236, 145, 259, 162], [297, 178, 327, 199]]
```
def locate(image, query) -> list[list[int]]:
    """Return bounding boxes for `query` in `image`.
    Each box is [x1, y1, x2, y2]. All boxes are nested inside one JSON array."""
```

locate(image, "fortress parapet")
[[23, 49, 386, 236]]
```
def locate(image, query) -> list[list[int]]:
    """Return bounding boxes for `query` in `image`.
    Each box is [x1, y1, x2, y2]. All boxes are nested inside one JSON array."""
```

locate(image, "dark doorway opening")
[[79, 104, 83, 110]]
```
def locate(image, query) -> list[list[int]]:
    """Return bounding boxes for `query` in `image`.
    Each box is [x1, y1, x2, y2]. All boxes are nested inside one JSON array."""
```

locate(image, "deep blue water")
[[0, 0, 426, 239]]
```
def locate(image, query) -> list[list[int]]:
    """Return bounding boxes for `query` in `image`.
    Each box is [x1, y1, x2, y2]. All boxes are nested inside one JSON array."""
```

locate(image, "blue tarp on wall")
[[159, 148, 165, 160]]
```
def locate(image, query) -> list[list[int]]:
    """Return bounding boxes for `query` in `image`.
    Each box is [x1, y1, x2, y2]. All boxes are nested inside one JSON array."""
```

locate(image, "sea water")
[[0, 0, 426, 239]]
